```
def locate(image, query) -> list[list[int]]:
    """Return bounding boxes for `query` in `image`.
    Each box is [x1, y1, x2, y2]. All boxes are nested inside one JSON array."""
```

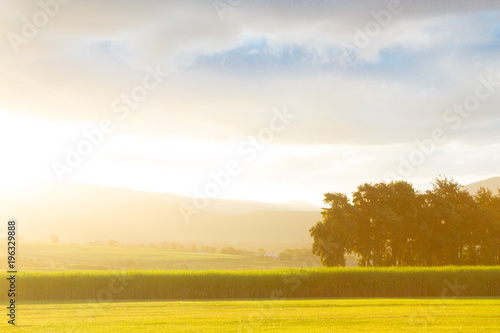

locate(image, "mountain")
[[462, 177, 500, 195], [1, 182, 320, 214], [0, 182, 321, 251]]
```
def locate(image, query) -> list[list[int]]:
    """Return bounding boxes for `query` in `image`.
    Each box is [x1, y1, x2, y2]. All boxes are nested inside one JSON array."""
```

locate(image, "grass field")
[[0, 242, 320, 271], [4, 267, 499, 301], [5, 298, 499, 332]]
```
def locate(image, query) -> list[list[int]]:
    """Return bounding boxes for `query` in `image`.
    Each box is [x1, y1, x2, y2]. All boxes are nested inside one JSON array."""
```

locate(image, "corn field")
[[4, 267, 499, 300]]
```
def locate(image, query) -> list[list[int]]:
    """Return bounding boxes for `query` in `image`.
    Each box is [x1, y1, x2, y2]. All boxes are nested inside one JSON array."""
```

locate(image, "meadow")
[[0, 242, 321, 271], [3, 266, 499, 301], [6, 298, 500, 332]]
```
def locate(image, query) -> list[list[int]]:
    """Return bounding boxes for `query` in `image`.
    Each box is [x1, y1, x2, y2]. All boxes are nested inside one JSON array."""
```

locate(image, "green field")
[[4, 267, 499, 301], [5, 298, 499, 332], [0, 242, 320, 271], [3, 265, 498, 331]]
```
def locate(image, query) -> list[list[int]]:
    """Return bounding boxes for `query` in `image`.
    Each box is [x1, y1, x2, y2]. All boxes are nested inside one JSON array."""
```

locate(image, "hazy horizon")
[[3, 176, 500, 208]]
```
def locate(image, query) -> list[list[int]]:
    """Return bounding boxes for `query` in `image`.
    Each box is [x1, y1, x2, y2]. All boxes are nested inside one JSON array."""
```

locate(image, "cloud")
[[1, 0, 500, 202]]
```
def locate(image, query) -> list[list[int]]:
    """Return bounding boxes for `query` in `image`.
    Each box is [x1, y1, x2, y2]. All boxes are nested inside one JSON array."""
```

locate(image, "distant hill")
[[1, 182, 320, 214], [462, 177, 500, 195], [0, 182, 321, 251]]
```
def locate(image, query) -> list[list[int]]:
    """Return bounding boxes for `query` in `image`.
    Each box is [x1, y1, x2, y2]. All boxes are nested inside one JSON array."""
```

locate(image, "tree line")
[[310, 177, 500, 267]]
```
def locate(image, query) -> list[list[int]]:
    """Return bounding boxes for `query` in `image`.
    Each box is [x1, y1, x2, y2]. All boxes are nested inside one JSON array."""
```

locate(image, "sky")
[[1, 0, 500, 205]]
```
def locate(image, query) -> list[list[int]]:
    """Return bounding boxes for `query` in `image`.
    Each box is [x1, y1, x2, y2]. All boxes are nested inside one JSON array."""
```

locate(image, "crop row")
[[3, 267, 499, 300]]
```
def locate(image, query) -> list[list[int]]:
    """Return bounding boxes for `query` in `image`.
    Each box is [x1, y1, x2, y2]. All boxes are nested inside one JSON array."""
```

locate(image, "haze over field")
[[1, 178, 498, 251], [1, 182, 321, 249]]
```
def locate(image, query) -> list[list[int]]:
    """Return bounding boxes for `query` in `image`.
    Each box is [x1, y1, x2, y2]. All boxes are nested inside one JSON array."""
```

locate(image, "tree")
[[310, 192, 357, 266], [221, 246, 242, 255], [49, 234, 59, 244], [257, 248, 267, 256], [474, 187, 500, 264], [107, 240, 121, 247], [351, 181, 419, 266], [353, 182, 395, 266], [310, 176, 500, 267], [424, 176, 480, 265]]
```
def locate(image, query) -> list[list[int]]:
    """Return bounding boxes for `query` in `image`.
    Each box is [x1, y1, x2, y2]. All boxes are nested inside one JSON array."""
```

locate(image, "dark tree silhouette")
[[310, 176, 500, 267]]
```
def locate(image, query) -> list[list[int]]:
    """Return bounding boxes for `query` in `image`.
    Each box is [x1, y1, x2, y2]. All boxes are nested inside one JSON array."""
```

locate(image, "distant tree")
[[49, 234, 59, 244], [169, 243, 184, 251], [257, 248, 266, 256], [201, 245, 216, 253], [221, 246, 241, 255], [107, 240, 121, 247]]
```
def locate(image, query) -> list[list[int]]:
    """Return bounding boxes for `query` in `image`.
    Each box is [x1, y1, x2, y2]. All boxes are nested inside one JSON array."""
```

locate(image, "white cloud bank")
[[1, 0, 500, 203]]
